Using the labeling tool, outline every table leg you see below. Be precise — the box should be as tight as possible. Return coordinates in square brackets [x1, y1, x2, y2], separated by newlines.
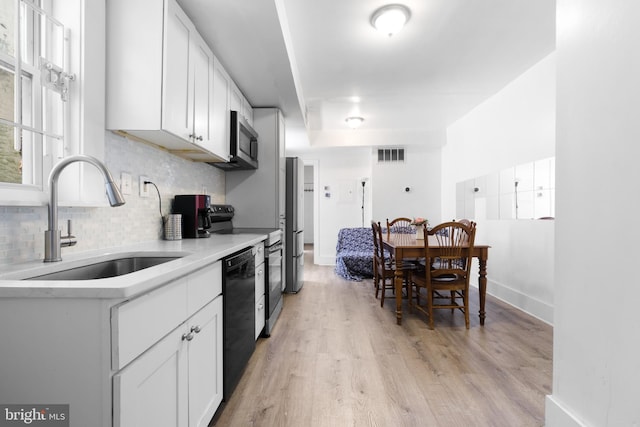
[395, 268, 404, 325]
[478, 258, 487, 325]
[394, 250, 405, 325]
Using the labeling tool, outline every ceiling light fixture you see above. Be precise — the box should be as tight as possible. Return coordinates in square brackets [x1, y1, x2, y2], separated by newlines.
[345, 116, 364, 129]
[370, 4, 411, 37]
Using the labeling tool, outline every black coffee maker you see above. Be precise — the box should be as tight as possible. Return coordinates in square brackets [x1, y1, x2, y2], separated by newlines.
[173, 195, 212, 238]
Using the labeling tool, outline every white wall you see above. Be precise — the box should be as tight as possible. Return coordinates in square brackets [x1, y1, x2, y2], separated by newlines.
[303, 165, 314, 244]
[372, 145, 443, 225]
[287, 147, 370, 265]
[444, 52, 556, 323]
[546, 1, 640, 425]
[289, 145, 444, 266]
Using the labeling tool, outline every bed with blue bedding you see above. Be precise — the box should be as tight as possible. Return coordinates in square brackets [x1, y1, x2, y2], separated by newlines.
[335, 227, 375, 281]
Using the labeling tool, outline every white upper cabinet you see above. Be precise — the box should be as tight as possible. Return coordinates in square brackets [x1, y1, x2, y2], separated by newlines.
[243, 97, 254, 126]
[230, 82, 243, 116]
[230, 81, 254, 126]
[191, 33, 216, 154]
[212, 57, 231, 162]
[106, 0, 223, 162]
[162, 0, 192, 142]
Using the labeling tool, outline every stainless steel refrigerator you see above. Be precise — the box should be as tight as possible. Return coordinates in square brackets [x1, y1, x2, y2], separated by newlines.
[285, 157, 304, 293]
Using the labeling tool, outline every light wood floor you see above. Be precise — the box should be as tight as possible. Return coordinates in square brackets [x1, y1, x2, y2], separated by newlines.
[210, 246, 552, 427]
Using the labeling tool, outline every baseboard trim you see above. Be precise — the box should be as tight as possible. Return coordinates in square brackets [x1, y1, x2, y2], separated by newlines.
[476, 278, 554, 325]
[318, 255, 336, 266]
[545, 395, 585, 427]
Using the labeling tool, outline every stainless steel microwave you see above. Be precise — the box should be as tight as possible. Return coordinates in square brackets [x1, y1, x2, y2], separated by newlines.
[212, 111, 259, 171]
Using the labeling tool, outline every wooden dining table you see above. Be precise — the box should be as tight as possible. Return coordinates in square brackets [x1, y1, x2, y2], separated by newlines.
[382, 232, 490, 325]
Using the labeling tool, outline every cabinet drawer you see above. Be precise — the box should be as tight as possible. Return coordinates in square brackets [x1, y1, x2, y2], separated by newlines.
[254, 242, 265, 266]
[255, 294, 265, 340]
[187, 261, 222, 316]
[255, 262, 265, 301]
[112, 279, 188, 370]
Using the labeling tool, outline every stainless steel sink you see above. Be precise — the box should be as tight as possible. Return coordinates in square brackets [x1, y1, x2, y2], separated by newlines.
[26, 256, 184, 281]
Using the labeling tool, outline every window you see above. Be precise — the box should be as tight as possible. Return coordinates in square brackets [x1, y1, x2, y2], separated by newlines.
[0, 0, 72, 199]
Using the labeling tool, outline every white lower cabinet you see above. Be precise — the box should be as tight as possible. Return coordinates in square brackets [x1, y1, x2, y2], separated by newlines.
[0, 257, 228, 427]
[111, 261, 223, 427]
[113, 323, 189, 427]
[187, 296, 223, 427]
[114, 296, 223, 427]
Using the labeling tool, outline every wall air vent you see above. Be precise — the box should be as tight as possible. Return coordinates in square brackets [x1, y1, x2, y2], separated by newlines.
[377, 147, 405, 163]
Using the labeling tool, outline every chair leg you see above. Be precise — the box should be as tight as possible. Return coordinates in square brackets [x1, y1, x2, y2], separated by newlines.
[451, 290, 455, 314]
[407, 279, 413, 313]
[372, 260, 377, 288]
[380, 277, 386, 307]
[464, 289, 470, 329]
[427, 287, 434, 330]
[374, 274, 380, 299]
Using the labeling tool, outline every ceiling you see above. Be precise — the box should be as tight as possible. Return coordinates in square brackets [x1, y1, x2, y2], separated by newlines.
[178, 0, 556, 151]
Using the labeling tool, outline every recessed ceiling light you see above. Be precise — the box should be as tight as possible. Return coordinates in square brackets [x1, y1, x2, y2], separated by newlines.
[371, 4, 411, 37]
[345, 116, 364, 129]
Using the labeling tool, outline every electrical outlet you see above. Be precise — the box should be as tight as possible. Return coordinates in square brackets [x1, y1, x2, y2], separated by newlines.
[139, 175, 150, 197]
[120, 172, 132, 195]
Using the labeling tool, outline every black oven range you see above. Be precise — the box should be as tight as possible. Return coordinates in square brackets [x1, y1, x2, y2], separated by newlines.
[208, 204, 284, 337]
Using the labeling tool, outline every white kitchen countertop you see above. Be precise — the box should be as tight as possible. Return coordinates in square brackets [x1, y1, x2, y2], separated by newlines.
[0, 233, 267, 299]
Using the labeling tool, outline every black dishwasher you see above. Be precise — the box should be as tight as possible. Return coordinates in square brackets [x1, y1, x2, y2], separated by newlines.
[222, 247, 255, 400]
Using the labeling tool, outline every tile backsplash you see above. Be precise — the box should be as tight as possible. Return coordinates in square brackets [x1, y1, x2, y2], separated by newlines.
[0, 131, 225, 266]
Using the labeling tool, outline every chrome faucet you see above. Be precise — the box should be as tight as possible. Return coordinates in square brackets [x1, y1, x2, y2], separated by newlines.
[44, 155, 126, 262]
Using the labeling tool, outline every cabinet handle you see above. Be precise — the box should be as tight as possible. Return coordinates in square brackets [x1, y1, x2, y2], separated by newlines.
[189, 134, 195, 139]
[196, 136, 203, 141]
[258, 303, 264, 309]
[191, 325, 201, 334]
[182, 332, 195, 341]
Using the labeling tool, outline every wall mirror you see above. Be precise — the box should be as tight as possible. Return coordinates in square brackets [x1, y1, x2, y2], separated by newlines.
[457, 157, 555, 220]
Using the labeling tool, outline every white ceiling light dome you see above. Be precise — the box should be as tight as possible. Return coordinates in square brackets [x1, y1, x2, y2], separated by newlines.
[371, 4, 411, 37]
[345, 116, 365, 129]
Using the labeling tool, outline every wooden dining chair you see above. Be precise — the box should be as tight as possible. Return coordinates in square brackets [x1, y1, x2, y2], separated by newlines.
[388, 217, 424, 267]
[408, 221, 477, 329]
[455, 218, 472, 228]
[386, 217, 413, 234]
[371, 221, 415, 307]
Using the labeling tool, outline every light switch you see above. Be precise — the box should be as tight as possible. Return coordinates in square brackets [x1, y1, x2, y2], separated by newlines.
[120, 172, 132, 195]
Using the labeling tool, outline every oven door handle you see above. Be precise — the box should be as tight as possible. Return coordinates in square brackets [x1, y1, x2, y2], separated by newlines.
[268, 243, 283, 253]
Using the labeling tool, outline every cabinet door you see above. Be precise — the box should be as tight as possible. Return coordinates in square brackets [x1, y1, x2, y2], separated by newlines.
[212, 57, 230, 161]
[114, 325, 188, 427]
[278, 111, 286, 226]
[242, 97, 253, 126]
[255, 295, 266, 340]
[255, 261, 265, 339]
[230, 82, 242, 115]
[162, 0, 193, 141]
[187, 297, 223, 427]
[191, 32, 214, 151]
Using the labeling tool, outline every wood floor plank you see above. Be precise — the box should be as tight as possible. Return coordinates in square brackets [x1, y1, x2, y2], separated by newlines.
[211, 246, 552, 427]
